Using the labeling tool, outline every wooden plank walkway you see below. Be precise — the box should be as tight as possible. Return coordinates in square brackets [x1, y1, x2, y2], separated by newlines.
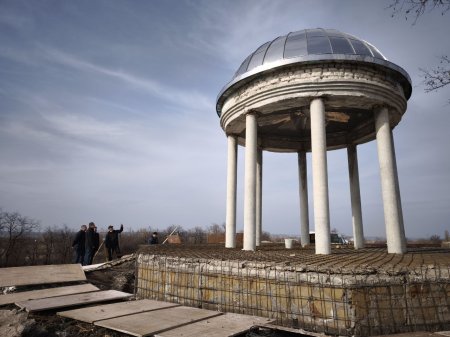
[58, 299, 180, 323]
[0, 264, 86, 287]
[94, 306, 222, 337]
[155, 313, 273, 337]
[0, 263, 276, 337]
[16, 290, 133, 312]
[0, 283, 98, 306]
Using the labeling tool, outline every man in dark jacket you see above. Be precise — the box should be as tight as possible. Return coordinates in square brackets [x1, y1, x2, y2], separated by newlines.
[84, 222, 96, 265]
[149, 232, 159, 244]
[72, 225, 87, 265]
[105, 224, 124, 261]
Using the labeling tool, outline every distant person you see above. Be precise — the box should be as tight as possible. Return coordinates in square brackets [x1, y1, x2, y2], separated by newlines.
[72, 225, 87, 265]
[84, 222, 96, 265]
[105, 224, 124, 261]
[149, 232, 159, 245]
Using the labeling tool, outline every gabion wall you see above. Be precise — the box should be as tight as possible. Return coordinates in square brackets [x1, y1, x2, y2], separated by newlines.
[135, 248, 450, 336]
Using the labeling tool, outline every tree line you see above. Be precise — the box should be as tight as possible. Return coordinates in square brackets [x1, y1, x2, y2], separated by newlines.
[0, 209, 271, 267]
[1, 208, 446, 267]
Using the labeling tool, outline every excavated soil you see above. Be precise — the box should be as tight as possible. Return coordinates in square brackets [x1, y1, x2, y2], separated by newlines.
[85, 260, 136, 292]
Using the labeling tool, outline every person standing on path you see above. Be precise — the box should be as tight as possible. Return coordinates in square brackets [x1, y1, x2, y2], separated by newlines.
[72, 225, 87, 265]
[105, 224, 124, 261]
[84, 222, 96, 265]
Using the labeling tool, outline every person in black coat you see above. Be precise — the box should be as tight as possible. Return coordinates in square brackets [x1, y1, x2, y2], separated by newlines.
[84, 222, 96, 265]
[72, 225, 87, 265]
[105, 224, 124, 261]
[149, 232, 159, 245]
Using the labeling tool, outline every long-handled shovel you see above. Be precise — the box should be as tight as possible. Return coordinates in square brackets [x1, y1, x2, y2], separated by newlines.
[92, 240, 105, 263]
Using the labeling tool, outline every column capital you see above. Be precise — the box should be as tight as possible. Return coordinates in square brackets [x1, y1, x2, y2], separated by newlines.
[243, 107, 258, 116]
[309, 96, 327, 104]
[373, 104, 390, 114]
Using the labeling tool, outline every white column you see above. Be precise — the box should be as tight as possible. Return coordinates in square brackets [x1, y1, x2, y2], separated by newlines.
[256, 148, 263, 246]
[310, 98, 331, 254]
[391, 136, 406, 241]
[347, 145, 365, 249]
[225, 135, 238, 248]
[375, 106, 406, 254]
[298, 151, 310, 247]
[243, 112, 257, 251]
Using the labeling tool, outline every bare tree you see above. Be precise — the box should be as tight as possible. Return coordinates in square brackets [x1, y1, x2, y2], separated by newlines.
[430, 234, 442, 243]
[42, 225, 74, 264]
[208, 223, 225, 234]
[164, 224, 179, 236]
[420, 56, 450, 94]
[389, 0, 450, 98]
[55, 225, 75, 263]
[260, 231, 272, 242]
[42, 226, 56, 264]
[29, 239, 40, 265]
[187, 226, 207, 244]
[0, 210, 40, 267]
[389, 0, 450, 23]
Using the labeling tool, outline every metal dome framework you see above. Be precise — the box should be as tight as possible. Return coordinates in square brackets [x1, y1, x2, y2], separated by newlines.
[217, 28, 411, 116]
[216, 28, 411, 255]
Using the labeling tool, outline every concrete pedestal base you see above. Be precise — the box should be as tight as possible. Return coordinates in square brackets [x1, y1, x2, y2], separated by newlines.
[137, 246, 450, 336]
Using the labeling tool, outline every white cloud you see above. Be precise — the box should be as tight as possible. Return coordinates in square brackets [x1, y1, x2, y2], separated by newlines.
[39, 46, 214, 112]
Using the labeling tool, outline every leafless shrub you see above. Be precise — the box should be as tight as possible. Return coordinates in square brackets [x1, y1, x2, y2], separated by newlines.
[430, 234, 442, 243]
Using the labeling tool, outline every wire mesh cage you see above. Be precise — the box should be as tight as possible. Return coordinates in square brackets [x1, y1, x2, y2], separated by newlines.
[135, 245, 450, 336]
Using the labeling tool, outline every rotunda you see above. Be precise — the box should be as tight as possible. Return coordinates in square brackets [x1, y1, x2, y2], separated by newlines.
[216, 28, 411, 254]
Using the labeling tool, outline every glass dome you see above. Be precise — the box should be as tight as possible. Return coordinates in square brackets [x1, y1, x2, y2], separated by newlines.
[233, 28, 386, 80]
[217, 28, 412, 115]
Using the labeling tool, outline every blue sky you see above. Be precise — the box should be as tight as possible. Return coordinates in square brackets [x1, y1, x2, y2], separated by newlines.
[0, 0, 449, 239]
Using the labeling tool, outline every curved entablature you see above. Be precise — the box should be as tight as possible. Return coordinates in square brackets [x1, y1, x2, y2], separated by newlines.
[218, 61, 408, 152]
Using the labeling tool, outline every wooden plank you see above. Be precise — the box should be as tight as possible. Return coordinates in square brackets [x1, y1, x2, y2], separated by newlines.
[261, 323, 327, 337]
[94, 306, 223, 337]
[156, 313, 274, 337]
[58, 299, 180, 323]
[0, 264, 86, 287]
[16, 290, 133, 312]
[0, 283, 98, 306]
